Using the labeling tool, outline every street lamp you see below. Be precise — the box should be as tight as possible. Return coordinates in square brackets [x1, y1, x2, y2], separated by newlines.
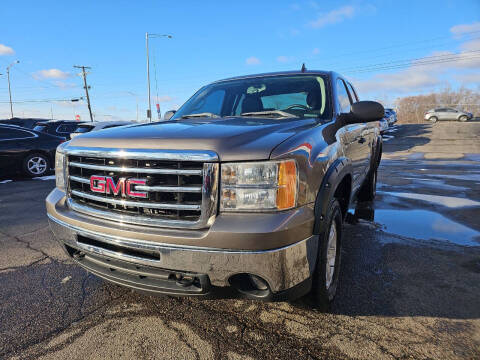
[6, 60, 20, 118]
[146, 33, 172, 122]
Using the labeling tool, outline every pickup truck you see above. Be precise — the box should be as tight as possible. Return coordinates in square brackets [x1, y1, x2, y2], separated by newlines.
[47, 70, 383, 309]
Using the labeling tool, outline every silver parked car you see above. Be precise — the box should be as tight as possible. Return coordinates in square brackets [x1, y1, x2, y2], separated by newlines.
[70, 121, 134, 138]
[424, 108, 473, 123]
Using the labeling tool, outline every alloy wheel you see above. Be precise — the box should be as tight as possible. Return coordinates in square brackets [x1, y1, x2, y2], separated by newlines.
[325, 222, 337, 289]
[27, 156, 47, 175]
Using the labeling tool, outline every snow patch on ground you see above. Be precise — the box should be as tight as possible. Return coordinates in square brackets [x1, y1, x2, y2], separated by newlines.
[33, 175, 56, 181]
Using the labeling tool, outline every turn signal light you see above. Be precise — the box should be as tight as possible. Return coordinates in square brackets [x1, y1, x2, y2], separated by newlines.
[276, 160, 297, 210]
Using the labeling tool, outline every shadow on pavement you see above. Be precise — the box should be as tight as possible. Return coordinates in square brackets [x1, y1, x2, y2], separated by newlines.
[382, 124, 431, 154]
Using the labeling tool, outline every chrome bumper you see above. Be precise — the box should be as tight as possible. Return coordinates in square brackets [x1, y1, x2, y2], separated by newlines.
[48, 214, 318, 293]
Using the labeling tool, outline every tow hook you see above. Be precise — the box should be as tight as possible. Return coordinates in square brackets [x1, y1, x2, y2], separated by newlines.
[73, 251, 85, 260]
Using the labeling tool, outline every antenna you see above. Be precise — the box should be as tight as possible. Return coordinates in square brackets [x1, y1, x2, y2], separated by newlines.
[301, 63, 307, 73]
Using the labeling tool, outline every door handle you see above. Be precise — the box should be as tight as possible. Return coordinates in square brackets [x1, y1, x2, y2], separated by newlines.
[358, 137, 366, 144]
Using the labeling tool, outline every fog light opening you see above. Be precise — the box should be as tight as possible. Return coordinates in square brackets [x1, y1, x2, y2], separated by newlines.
[228, 273, 271, 298]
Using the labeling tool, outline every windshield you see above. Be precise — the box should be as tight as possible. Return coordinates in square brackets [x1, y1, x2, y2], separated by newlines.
[171, 75, 331, 121]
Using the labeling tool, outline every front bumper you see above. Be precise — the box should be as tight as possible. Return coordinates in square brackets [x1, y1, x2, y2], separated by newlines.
[47, 189, 318, 299]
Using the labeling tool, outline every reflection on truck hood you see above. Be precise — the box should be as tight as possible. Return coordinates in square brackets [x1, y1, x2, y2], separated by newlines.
[67, 117, 318, 161]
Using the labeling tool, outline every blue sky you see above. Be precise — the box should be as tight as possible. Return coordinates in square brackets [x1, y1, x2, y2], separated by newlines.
[0, 0, 479, 121]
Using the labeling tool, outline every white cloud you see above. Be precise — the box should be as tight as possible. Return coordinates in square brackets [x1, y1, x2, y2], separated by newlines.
[0, 44, 14, 55]
[277, 55, 295, 63]
[455, 72, 480, 84]
[246, 56, 261, 65]
[460, 37, 480, 52]
[34, 69, 71, 80]
[354, 35, 480, 96]
[450, 21, 480, 36]
[356, 67, 442, 94]
[309, 6, 355, 28]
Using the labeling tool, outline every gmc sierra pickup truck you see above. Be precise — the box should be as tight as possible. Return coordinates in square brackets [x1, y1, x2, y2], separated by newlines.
[47, 70, 383, 309]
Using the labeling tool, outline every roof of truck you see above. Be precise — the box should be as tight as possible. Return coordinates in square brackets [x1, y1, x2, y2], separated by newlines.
[214, 70, 334, 83]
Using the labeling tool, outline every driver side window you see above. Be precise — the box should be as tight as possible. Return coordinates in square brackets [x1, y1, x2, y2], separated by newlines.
[336, 79, 352, 114]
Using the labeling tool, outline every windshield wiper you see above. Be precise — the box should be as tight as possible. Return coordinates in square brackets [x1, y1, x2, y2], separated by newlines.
[240, 110, 297, 118]
[180, 112, 220, 119]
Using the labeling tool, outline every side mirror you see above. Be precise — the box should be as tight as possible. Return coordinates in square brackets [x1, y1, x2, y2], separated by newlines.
[164, 110, 176, 121]
[350, 101, 384, 123]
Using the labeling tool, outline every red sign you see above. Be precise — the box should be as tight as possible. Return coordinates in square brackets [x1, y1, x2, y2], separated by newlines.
[75, 115, 81, 121]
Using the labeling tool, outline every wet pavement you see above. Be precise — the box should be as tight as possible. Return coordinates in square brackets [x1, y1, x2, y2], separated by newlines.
[1, 123, 480, 359]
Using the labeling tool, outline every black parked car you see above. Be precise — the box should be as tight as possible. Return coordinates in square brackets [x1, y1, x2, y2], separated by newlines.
[33, 120, 84, 139]
[0, 118, 48, 129]
[0, 124, 65, 177]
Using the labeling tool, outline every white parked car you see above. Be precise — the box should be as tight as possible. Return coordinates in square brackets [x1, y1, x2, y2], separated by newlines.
[70, 121, 134, 138]
[424, 108, 473, 123]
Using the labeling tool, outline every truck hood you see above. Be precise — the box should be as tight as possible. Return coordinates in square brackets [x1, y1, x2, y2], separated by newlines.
[67, 117, 318, 161]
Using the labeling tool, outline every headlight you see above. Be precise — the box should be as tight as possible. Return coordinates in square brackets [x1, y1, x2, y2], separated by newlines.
[55, 149, 66, 191]
[220, 160, 297, 211]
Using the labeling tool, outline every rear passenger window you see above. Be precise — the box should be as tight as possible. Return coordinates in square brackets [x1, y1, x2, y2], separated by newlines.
[0, 127, 36, 140]
[336, 79, 352, 114]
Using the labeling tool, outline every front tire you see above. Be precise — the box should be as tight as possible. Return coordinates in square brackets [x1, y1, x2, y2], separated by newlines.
[23, 153, 50, 177]
[459, 115, 468, 122]
[311, 199, 343, 311]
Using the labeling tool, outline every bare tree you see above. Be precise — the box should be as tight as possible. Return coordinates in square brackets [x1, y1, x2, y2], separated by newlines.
[395, 88, 480, 123]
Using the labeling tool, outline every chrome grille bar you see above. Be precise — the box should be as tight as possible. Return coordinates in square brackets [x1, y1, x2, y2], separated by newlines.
[65, 147, 218, 162]
[135, 185, 202, 193]
[69, 161, 202, 175]
[69, 175, 90, 184]
[69, 175, 202, 193]
[71, 190, 201, 210]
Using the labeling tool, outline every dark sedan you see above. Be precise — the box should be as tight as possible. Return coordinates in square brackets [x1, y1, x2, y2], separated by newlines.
[0, 118, 47, 129]
[0, 124, 65, 177]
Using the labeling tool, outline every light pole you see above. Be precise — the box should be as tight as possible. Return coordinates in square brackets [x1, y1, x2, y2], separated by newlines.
[146, 33, 172, 122]
[6, 60, 19, 119]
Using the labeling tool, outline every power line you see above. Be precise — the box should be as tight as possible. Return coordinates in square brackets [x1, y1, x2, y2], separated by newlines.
[0, 97, 84, 104]
[340, 49, 480, 72]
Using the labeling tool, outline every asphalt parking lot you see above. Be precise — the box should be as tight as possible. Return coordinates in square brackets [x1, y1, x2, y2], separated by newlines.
[1, 122, 479, 360]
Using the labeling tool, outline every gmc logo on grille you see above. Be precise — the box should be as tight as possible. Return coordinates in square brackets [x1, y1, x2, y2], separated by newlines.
[89, 176, 147, 199]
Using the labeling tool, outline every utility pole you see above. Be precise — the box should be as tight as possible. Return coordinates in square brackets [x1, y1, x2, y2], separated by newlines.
[6, 60, 19, 119]
[145, 33, 172, 122]
[74, 65, 94, 122]
[146, 33, 151, 122]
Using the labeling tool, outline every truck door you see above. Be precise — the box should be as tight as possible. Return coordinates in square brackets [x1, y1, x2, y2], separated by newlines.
[336, 79, 370, 191]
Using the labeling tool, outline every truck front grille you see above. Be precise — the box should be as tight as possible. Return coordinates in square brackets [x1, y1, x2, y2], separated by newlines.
[64, 149, 219, 229]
